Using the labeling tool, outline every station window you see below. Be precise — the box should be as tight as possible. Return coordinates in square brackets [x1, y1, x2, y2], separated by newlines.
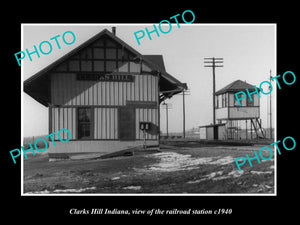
[77, 108, 93, 139]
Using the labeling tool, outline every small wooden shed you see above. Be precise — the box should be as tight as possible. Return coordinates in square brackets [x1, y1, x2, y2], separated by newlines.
[24, 28, 186, 159]
[199, 123, 226, 140]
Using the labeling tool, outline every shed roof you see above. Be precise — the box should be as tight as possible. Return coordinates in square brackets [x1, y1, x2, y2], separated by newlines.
[215, 79, 256, 95]
[24, 28, 187, 106]
[199, 123, 226, 128]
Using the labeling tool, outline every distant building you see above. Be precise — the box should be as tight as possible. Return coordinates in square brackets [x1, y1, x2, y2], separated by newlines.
[24, 28, 186, 159]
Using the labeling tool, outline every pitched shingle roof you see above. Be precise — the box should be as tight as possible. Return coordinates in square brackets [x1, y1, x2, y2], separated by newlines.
[215, 79, 256, 95]
[24, 28, 186, 106]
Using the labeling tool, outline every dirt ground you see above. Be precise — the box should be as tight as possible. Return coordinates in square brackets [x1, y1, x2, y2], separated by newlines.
[23, 143, 275, 194]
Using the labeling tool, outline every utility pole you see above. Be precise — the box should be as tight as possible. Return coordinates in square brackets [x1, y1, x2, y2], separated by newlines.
[269, 69, 273, 140]
[182, 90, 185, 138]
[165, 103, 168, 137]
[204, 57, 223, 125]
[161, 102, 172, 137]
[178, 86, 190, 139]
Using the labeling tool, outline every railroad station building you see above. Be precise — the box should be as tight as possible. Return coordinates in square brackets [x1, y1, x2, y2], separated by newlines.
[24, 28, 186, 159]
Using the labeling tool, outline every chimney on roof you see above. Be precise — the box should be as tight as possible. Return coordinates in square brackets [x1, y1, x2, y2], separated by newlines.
[112, 27, 116, 36]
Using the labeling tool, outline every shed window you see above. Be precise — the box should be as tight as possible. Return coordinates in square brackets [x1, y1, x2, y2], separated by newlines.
[247, 96, 254, 106]
[222, 94, 225, 107]
[218, 95, 222, 108]
[234, 93, 244, 106]
[77, 108, 93, 139]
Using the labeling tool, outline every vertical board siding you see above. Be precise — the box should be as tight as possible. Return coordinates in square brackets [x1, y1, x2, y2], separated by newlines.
[52, 107, 76, 141]
[94, 108, 118, 139]
[52, 73, 158, 106]
[139, 76, 143, 101]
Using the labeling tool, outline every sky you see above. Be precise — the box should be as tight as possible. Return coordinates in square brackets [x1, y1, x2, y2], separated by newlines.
[22, 24, 276, 137]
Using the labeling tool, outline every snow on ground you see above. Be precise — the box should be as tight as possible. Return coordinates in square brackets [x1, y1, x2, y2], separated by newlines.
[25, 186, 96, 194]
[250, 171, 273, 175]
[123, 186, 142, 190]
[187, 170, 245, 184]
[136, 152, 235, 173]
[135, 151, 273, 185]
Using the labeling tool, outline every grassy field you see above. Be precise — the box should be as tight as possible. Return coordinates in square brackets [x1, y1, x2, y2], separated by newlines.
[23, 142, 275, 194]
